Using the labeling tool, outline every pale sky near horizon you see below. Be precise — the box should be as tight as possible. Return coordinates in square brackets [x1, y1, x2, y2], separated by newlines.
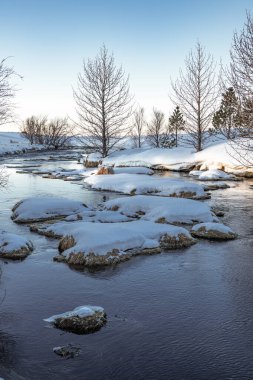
[1, 0, 253, 131]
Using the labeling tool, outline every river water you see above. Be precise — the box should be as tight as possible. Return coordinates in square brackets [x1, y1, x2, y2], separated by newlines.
[0, 152, 253, 380]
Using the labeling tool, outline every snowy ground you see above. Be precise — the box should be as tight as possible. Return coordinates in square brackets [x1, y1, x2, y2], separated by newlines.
[0, 132, 43, 155]
[101, 139, 253, 176]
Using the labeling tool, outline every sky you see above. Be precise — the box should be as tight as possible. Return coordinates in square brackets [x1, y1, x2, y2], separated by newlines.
[0, 0, 253, 130]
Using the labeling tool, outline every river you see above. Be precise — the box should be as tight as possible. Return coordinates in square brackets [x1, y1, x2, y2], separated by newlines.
[0, 151, 252, 380]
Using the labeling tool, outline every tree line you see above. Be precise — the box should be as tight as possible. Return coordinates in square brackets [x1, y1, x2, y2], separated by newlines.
[0, 11, 253, 163]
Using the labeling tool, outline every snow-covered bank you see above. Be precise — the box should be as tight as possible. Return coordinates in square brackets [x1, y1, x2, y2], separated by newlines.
[0, 132, 83, 157]
[101, 140, 253, 177]
[0, 132, 44, 156]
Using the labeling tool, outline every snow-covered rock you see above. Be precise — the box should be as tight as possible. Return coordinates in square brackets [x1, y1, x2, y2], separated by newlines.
[190, 169, 238, 181]
[113, 166, 154, 175]
[44, 305, 106, 334]
[50, 220, 195, 267]
[0, 231, 33, 259]
[191, 222, 237, 240]
[104, 195, 217, 224]
[30, 210, 132, 236]
[203, 182, 231, 191]
[12, 197, 88, 223]
[84, 173, 207, 199]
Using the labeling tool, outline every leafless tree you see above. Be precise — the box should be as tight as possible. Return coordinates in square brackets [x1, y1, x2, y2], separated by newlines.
[43, 118, 72, 149]
[131, 107, 145, 148]
[0, 58, 19, 189]
[146, 108, 165, 148]
[73, 45, 133, 157]
[230, 12, 253, 101]
[21, 116, 72, 149]
[228, 12, 253, 166]
[20, 116, 47, 144]
[0, 58, 19, 126]
[171, 42, 219, 151]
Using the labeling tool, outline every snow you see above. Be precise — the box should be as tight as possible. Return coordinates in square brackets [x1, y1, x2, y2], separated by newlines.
[0, 132, 43, 155]
[190, 169, 236, 181]
[43, 220, 193, 256]
[12, 197, 88, 223]
[112, 166, 154, 175]
[103, 147, 194, 169]
[191, 222, 234, 234]
[83, 173, 206, 199]
[65, 209, 131, 223]
[101, 139, 253, 174]
[104, 195, 217, 224]
[44, 305, 104, 323]
[0, 230, 33, 255]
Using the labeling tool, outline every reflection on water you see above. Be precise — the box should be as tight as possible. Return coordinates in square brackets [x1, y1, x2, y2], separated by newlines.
[0, 152, 253, 379]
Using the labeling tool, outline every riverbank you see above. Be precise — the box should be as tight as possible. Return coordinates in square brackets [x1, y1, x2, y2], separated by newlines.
[100, 139, 253, 178]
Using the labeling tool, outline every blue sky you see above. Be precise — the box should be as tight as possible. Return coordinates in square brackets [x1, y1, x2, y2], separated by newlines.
[0, 0, 252, 129]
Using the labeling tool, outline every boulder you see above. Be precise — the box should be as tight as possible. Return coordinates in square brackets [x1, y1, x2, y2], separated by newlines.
[44, 306, 106, 334]
[191, 222, 237, 240]
[96, 166, 114, 175]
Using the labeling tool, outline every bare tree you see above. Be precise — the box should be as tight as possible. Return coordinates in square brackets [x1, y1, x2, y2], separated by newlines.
[131, 107, 145, 148]
[21, 116, 72, 149]
[43, 118, 72, 149]
[20, 116, 47, 144]
[171, 42, 219, 151]
[228, 12, 253, 166]
[0, 58, 19, 126]
[0, 58, 19, 189]
[146, 108, 165, 148]
[230, 12, 253, 101]
[73, 45, 133, 157]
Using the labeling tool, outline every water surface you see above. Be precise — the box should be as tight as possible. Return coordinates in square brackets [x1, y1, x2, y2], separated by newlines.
[0, 153, 252, 380]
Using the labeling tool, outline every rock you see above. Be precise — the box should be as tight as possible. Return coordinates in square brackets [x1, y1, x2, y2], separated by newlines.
[84, 153, 102, 168]
[44, 306, 106, 334]
[203, 182, 230, 191]
[59, 236, 75, 253]
[160, 233, 196, 249]
[53, 344, 81, 358]
[96, 166, 114, 175]
[0, 231, 33, 260]
[11, 197, 87, 224]
[191, 222, 237, 240]
[53, 254, 67, 263]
